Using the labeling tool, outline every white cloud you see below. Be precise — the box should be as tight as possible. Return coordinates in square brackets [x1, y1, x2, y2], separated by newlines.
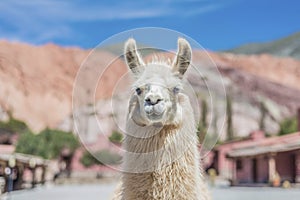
[0, 0, 223, 22]
[0, 0, 226, 44]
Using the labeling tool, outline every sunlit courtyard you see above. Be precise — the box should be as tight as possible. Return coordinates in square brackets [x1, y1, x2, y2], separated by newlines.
[2, 183, 300, 200]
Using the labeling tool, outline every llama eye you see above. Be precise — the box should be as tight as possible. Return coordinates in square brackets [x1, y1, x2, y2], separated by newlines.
[135, 87, 142, 95]
[173, 86, 180, 94]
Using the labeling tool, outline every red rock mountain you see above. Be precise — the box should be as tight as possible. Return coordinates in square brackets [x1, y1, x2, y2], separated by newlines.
[0, 41, 127, 132]
[0, 40, 300, 133]
[203, 51, 300, 91]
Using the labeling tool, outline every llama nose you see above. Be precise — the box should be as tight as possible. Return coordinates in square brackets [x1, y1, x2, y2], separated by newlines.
[145, 96, 163, 105]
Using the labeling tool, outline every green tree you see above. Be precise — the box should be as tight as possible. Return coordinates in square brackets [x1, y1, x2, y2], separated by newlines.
[278, 117, 297, 136]
[15, 128, 79, 159]
[197, 98, 208, 143]
[226, 95, 234, 141]
[14, 131, 38, 154]
[259, 101, 267, 131]
[0, 116, 30, 133]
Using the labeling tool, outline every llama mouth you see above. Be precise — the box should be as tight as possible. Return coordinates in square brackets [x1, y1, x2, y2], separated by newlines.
[144, 103, 165, 115]
[145, 105, 162, 115]
[146, 111, 165, 122]
[145, 106, 165, 121]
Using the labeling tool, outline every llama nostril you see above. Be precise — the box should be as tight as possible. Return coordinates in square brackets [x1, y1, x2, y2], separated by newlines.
[145, 98, 163, 105]
[156, 99, 163, 104]
[145, 98, 152, 104]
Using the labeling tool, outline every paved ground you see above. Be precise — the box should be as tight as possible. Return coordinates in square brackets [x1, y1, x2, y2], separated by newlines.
[1, 184, 116, 200]
[2, 183, 300, 200]
[212, 186, 300, 200]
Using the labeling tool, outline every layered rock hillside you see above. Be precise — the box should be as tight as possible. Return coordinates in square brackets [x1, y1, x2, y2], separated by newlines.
[0, 33, 300, 138]
[0, 40, 127, 132]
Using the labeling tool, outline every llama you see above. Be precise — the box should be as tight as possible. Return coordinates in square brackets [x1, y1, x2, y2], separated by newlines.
[113, 38, 210, 200]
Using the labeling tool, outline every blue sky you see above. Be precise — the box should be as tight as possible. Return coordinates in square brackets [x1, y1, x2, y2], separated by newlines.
[0, 0, 299, 51]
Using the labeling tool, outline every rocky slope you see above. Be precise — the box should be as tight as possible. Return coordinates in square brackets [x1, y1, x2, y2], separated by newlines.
[0, 40, 127, 132]
[0, 35, 300, 138]
[192, 50, 300, 137]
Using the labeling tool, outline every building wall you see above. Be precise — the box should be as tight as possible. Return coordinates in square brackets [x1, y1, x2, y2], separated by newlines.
[256, 156, 269, 183]
[216, 131, 266, 179]
[215, 131, 300, 183]
[234, 151, 300, 184]
[296, 153, 300, 182]
[236, 158, 253, 183]
[217, 148, 233, 178]
[276, 151, 296, 182]
[236, 156, 268, 184]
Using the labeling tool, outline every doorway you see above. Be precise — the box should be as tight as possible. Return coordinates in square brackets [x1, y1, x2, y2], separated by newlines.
[252, 158, 257, 183]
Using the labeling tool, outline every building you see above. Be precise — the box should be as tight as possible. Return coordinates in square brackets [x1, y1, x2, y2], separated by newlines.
[0, 145, 48, 193]
[212, 131, 300, 186]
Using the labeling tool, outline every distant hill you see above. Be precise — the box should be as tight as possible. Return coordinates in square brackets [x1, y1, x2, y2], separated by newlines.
[226, 32, 300, 59]
[0, 40, 127, 132]
[101, 42, 164, 57]
[1, 40, 300, 137]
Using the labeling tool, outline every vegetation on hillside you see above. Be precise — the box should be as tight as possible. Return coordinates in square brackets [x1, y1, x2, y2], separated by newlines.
[226, 95, 234, 141]
[0, 116, 30, 134]
[278, 117, 298, 136]
[259, 101, 267, 131]
[197, 98, 208, 143]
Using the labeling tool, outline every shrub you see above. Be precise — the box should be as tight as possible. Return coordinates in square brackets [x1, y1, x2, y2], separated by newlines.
[80, 149, 121, 167]
[109, 130, 123, 144]
[80, 151, 98, 167]
[0, 117, 30, 134]
[14, 131, 38, 155]
[15, 128, 80, 159]
[278, 117, 297, 136]
[94, 149, 121, 165]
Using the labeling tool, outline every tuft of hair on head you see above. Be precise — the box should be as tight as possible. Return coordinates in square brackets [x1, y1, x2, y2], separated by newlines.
[172, 38, 192, 79]
[150, 54, 173, 66]
[124, 38, 145, 76]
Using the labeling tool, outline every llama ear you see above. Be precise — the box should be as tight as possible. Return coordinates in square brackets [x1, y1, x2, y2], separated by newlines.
[172, 38, 192, 78]
[124, 38, 145, 76]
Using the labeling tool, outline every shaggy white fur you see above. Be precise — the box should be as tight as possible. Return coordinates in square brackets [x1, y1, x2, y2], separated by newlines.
[112, 38, 210, 200]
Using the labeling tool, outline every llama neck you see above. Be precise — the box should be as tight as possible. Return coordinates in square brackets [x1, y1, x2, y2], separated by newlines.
[121, 94, 204, 199]
[122, 103, 198, 173]
[122, 118, 202, 199]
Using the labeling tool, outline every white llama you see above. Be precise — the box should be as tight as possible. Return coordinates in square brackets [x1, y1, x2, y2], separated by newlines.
[113, 38, 210, 200]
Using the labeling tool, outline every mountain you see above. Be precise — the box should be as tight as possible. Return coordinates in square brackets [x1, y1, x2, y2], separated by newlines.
[192, 51, 300, 136]
[0, 40, 127, 132]
[226, 32, 300, 60]
[0, 35, 300, 138]
[102, 42, 164, 56]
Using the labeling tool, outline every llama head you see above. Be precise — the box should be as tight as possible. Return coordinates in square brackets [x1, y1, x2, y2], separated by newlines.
[124, 38, 192, 127]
